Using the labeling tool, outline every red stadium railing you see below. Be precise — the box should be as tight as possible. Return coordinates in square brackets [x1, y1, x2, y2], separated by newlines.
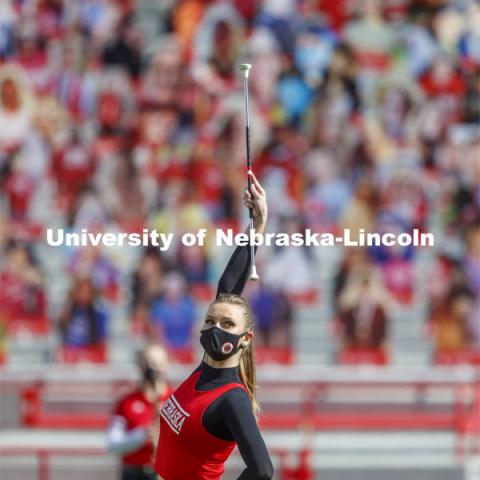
[17, 378, 479, 457]
[20, 380, 131, 429]
[0, 448, 104, 480]
[260, 380, 479, 457]
[0, 447, 313, 480]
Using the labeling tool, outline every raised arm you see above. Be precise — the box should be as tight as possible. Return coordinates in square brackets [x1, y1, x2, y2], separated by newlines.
[216, 173, 267, 298]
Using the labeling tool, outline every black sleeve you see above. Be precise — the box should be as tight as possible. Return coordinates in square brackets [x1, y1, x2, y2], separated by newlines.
[216, 245, 256, 298]
[203, 388, 273, 479]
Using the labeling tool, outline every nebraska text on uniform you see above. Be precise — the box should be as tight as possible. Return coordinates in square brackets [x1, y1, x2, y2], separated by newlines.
[160, 395, 190, 435]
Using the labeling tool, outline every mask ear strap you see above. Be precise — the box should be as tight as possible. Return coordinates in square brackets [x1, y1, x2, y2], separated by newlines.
[240, 330, 252, 349]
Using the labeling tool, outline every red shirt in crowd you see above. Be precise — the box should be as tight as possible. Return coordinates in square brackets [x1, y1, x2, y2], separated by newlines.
[5, 172, 35, 219]
[52, 144, 94, 191]
[0, 271, 45, 320]
[113, 386, 172, 467]
[420, 71, 466, 98]
[190, 157, 224, 204]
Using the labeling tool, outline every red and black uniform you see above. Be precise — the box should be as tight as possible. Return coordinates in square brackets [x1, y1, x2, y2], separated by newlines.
[155, 367, 244, 479]
[154, 243, 273, 479]
[155, 362, 272, 480]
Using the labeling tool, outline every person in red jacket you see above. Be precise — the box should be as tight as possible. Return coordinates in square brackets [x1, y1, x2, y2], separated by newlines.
[107, 344, 172, 480]
[154, 173, 273, 480]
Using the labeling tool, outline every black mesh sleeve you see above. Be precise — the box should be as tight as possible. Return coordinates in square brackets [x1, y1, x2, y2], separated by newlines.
[216, 245, 257, 298]
[203, 388, 274, 480]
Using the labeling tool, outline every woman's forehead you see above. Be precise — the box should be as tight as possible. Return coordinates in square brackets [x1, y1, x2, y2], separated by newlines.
[207, 302, 244, 319]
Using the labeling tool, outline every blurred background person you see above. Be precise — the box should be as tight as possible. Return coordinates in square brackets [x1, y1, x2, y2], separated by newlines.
[249, 283, 293, 348]
[0, 66, 33, 151]
[107, 344, 172, 480]
[0, 242, 45, 325]
[429, 285, 476, 357]
[58, 277, 108, 350]
[130, 247, 166, 334]
[148, 271, 196, 359]
[336, 262, 390, 354]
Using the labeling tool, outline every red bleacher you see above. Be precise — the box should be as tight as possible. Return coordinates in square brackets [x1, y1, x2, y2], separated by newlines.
[7, 220, 44, 240]
[434, 349, 480, 365]
[338, 348, 388, 365]
[55, 344, 107, 364]
[6, 315, 50, 337]
[191, 283, 215, 302]
[255, 346, 294, 364]
[287, 289, 319, 305]
[166, 346, 195, 364]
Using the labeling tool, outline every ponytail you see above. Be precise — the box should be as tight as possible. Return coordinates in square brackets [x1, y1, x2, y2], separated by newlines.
[239, 338, 260, 419]
[211, 293, 260, 419]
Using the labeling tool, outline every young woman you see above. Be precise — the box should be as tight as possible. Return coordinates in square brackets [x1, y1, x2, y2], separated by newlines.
[154, 173, 273, 479]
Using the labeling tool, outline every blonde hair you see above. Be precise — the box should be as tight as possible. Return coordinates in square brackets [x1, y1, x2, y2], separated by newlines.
[209, 293, 260, 419]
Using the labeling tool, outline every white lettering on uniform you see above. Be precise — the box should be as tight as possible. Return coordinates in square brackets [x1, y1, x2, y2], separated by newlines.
[160, 395, 190, 435]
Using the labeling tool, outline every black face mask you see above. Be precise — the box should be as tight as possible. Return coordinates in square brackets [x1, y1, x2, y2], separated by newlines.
[200, 326, 248, 361]
[143, 365, 163, 384]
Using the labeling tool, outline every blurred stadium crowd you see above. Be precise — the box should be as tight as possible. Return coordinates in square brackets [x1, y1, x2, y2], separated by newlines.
[0, 0, 479, 365]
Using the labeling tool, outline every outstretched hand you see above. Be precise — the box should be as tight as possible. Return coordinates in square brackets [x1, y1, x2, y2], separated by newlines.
[243, 172, 267, 234]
